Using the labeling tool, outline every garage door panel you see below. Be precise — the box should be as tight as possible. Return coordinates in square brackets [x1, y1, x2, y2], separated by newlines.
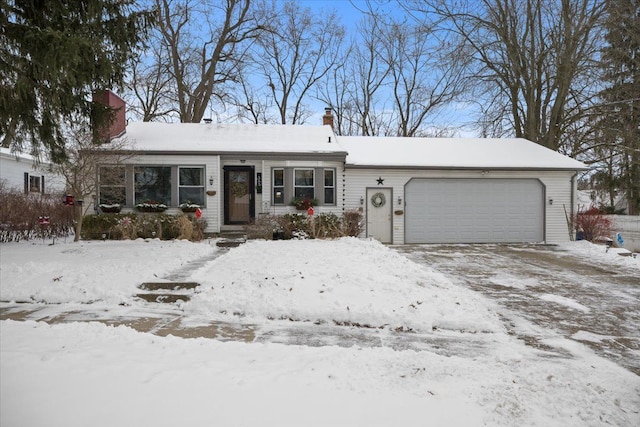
[405, 178, 544, 244]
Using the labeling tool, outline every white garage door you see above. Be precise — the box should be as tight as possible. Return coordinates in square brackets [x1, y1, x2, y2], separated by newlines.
[405, 178, 544, 244]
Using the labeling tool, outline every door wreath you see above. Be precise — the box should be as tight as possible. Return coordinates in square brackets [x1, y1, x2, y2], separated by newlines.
[370, 192, 386, 208]
[231, 182, 247, 197]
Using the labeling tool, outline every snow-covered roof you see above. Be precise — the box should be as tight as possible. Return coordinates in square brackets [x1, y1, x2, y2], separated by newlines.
[114, 123, 586, 170]
[339, 136, 587, 170]
[114, 122, 344, 155]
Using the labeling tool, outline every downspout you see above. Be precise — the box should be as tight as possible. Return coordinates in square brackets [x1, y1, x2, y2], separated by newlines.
[216, 155, 221, 233]
[570, 171, 579, 240]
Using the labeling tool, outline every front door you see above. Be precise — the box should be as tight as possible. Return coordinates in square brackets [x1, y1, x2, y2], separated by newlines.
[224, 166, 255, 224]
[366, 188, 392, 243]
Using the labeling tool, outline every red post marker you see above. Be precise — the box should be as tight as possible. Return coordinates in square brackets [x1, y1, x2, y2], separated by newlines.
[307, 206, 314, 216]
[195, 207, 202, 219]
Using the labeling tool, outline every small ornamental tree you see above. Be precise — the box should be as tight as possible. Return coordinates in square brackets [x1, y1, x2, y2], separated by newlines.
[50, 125, 134, 241]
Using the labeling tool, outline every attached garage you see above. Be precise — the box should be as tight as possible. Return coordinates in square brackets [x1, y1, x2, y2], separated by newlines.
[341, 136, 588, 245]
[405, 178, 544, 243]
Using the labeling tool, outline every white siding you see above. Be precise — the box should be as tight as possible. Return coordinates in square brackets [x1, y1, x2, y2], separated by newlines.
[259, 160, 345, 217]
[345, 168, 578, 244]
[116, 154, 221, 234]
[0, 151, 65, 194]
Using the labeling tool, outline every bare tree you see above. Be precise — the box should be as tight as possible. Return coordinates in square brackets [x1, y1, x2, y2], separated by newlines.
[154, 0, 266, 123]
[232, 66, 276, 124]
[251, 0, 345, 124]
[125, 44, 177, 122]
[51, 126, 133, 241]
[381, 17, 465, 136]
[407, 0, 605, 150]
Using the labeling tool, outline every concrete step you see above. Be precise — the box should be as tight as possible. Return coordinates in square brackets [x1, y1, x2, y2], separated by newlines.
[139, 282, 200, 291]
[135, 282, 200, 304]
[216, 237, 247, 248]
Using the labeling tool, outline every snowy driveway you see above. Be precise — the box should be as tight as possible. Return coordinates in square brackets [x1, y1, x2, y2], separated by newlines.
[394, 244, 640, 375]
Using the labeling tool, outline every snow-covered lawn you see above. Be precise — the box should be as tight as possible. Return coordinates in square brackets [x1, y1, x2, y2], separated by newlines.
[1, 238, 639, 426]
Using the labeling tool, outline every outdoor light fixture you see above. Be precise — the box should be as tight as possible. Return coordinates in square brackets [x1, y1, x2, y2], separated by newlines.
[549, 198, 554, 205]
[360, 196, 364, 205]
[398, 196, 402, 205]
[209, 176, 214, 185]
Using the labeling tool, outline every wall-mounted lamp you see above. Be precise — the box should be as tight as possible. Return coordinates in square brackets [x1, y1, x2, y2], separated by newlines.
[240, 159, 246, 164]
[209, 176, 214, 185]
[548, 198, 554, 205]
[360, 196, 364, 205]
[397, 196, 402, 205]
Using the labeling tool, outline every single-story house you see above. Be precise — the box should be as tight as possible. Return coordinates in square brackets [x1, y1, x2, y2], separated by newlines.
[96, 93, 587, 244]
[0, 147, 66, 195]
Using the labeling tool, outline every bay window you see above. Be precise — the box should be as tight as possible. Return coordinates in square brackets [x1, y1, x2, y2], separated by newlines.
[294, 168, 315, 199]
[134, 166, 171, 205]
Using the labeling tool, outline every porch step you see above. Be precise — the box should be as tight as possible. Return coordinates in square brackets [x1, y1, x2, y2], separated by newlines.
[216, 237, 247, 248]
[135, 281, 200, 304]
[216, 231, 248, 247]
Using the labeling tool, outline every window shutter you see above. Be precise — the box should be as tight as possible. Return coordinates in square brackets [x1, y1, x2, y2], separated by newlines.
[24, 173, 28, 194]
[41, 175, 45, 193]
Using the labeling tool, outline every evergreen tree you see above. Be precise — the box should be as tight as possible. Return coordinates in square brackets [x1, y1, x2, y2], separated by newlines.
[598, 0, 640, 214]
[0, 0, 154, 162]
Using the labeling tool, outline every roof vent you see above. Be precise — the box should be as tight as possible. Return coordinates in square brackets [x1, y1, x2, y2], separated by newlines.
[203, 118, 212, 124]
[328, 136, 332, 143]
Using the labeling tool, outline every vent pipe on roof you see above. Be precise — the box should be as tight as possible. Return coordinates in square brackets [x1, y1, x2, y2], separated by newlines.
[328, 136, 331, 143]
[203, 118, 212, 124]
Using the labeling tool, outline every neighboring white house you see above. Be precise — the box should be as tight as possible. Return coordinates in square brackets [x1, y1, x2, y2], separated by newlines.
[0, 147, 66, 195]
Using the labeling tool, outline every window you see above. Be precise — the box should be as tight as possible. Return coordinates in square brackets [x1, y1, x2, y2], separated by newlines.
[324, 169, 335, 204]
[294, 169, 314, 199]
[134, 166, 171, 204]
[179, 167, 204, 205]
[273, 168, 284, 204]
[99, 166, 126, 205]
[29, 175, 41, 193]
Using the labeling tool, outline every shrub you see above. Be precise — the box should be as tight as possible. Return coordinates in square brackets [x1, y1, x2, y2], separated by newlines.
[245, 214, 281, 239]
[574, 208, 615, 242]
[279, 212, 311, 239]
[0, 182, 74, 242]
[311, 213, 343, 238]
[82, 213, 134, 240]
[244, 210, 364, 241]
[81, 212, 206, 241]
[341, 209, 365, 237]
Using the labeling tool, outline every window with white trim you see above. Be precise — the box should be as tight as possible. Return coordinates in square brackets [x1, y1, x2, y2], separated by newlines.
[294, 168, 314, 199]
[98, 166, 126, 205]
[273, 168, 285, 204]
[178, 167, 204, 205]
[324, 169, 335, 204]
[134, 166, 171, 204]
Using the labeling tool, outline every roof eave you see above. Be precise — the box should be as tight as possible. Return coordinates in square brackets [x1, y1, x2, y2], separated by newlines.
[345, 164, 589, 172]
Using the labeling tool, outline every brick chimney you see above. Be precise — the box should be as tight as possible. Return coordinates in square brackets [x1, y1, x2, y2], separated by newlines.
[322, 107, 334, 128]
[92, 90, 126, 142]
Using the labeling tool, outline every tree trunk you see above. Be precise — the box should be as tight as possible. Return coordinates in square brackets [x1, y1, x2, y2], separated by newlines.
[73, 204, 83, 242]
